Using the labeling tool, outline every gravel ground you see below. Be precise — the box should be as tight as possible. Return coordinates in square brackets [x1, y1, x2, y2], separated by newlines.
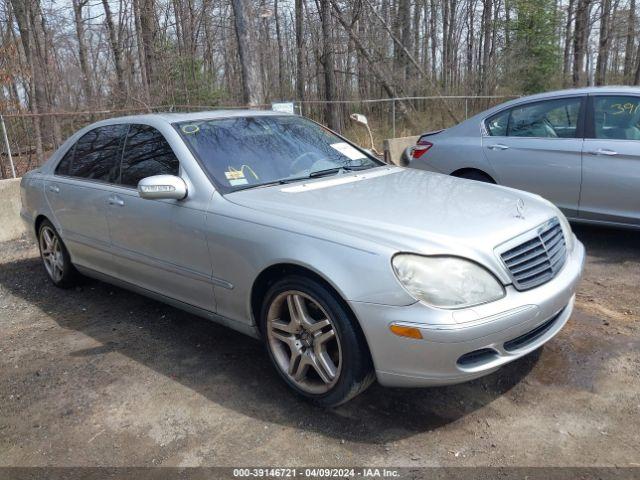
[0, 225, 638, 467]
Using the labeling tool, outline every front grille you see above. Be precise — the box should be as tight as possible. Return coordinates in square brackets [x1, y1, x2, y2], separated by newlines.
[499, 218, 567, 291]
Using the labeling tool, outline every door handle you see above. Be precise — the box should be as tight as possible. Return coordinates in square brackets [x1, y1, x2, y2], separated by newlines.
[108, 196, 125, 207]
[48, 185, 60, 193]
[588, 148, 618, 156]
[487, 144, 509, 151]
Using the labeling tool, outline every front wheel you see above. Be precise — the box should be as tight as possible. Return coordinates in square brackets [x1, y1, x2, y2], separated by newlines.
[260, 275, 374, 407]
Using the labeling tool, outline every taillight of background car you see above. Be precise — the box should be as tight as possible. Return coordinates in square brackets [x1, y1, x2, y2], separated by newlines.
[412, 140, 433, 159]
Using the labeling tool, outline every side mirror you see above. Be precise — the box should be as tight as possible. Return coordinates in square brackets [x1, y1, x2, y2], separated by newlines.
[349, 113, 368, 126]
[138, 174, 187, 200]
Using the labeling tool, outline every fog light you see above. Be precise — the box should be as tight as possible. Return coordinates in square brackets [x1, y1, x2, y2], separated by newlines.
[390, 324, 423, 339]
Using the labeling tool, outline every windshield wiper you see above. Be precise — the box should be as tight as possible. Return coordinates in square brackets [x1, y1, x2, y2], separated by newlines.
[241, 164, 375, 190]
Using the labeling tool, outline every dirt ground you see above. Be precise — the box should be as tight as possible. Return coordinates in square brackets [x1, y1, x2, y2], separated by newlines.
[0, 224, 638, 468]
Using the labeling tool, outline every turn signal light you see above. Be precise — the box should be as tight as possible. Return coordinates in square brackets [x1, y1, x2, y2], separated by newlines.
[390, 324, 423, 339]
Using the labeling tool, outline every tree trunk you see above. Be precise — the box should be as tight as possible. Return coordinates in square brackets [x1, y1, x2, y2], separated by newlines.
[572, 0, 591, 86]
[563, 0, 575, 86]
[295, 0, 305, 113]
[71, 0, 93, 104]
[595, 0, 611, 85]
[274, 0, 285, 99]
[481, 0, 492, 93]
[102, 0, 126, 103]
[624, 0, 636, 82]
[231, 0, 264, 106]
[319, 0, 340, 131]
[139, 0, 157, 95]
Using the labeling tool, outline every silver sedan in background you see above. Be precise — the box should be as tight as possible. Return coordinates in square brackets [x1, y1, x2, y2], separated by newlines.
[406, 86, 640, 229]
[21, 111, 584, 406]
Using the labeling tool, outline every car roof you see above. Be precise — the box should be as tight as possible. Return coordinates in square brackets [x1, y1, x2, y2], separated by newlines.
[90, 109, 289, 127]
[489, 86, 640, 112]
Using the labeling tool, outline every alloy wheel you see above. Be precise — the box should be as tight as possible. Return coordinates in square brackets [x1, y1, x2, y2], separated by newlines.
[39, 226, 64, 283]
[266, 291, 342, 394]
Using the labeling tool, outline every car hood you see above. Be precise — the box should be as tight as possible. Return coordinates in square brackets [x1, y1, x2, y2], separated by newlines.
[225, 166, 558, 258]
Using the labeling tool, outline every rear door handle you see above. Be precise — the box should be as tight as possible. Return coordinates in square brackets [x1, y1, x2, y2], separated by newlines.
[48, 185, 60, 193]
[487, 144, 509, 151]
[108, 195, 125, 207]
[588, 148, 618, 156]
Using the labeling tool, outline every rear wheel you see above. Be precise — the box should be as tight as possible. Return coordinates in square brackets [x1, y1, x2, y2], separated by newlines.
[455, 170, 495, 183]
[38, 220, 79, 288]
[260, 275, 374, 407]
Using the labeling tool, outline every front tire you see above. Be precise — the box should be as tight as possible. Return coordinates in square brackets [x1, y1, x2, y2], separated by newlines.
[38, 220, 79, 288]
[260, 275, 374, 407]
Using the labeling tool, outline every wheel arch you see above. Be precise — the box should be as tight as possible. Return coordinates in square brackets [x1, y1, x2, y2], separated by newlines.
[34, 214, 49, 237]
[250, 263, 371, 355]
[451, 167, 496, 183]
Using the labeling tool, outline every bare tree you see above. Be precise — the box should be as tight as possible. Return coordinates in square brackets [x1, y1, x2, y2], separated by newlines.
[231, 0, 264, 106]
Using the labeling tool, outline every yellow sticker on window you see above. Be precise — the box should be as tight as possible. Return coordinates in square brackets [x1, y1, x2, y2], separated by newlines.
[225, 170, 245, 180]
[181, 124, 200, 134]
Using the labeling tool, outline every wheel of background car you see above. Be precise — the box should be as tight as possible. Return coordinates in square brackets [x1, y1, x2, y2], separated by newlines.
[38, 220, 80, 288]
[260, 275, 374, 407]
[456, 170, 495, 183]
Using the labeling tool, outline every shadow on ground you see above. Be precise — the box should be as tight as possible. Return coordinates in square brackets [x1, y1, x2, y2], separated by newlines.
[572, 224, 640, 264]
[0, 254, 547, 444]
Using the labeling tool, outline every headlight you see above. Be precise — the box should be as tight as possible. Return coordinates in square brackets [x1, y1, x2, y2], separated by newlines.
[392, 254, 505, 309]
[556, 210, 574, 251]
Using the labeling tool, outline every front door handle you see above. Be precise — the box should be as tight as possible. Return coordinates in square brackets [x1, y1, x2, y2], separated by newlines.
[487, 144, 509, 151]
[588, 148, 618, 156]
[48, 185, 60, 193]
[108, 196, 125, 207]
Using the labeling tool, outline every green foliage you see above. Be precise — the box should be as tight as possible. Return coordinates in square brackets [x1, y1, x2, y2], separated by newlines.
[507, 0, 562, 94]
[165, 55, 223, 106]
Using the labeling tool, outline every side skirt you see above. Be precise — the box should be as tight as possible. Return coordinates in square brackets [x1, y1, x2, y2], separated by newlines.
[75, 265, 260, 340]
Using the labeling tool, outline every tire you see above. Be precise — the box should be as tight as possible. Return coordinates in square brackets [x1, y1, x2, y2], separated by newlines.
[37, 219, 80, 288]
[260, 275, 374, 407]
[455, 170, 495, 183]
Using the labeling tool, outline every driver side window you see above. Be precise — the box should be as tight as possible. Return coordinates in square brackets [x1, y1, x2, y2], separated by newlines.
[486, 97, 582, 138]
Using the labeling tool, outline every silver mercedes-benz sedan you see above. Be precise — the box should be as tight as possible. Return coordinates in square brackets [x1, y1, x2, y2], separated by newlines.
[20, 111, 585, 406]
[406, 86, 640, 229]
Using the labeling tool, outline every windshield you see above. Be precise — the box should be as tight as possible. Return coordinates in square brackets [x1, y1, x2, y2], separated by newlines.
[175, 115, 380, 191]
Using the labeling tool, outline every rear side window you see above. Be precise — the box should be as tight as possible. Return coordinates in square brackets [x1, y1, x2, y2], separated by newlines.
[54, 145, 74, 176]
[486, 110, 509, 136]
[593, 96, 640, 140]
[120, 124, 180, 187]
[485, 97, 582, 138]
[59, 125, 127, 182]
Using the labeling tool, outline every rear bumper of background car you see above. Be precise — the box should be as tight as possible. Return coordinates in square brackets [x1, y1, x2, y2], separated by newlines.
[349, 239, 585, 388]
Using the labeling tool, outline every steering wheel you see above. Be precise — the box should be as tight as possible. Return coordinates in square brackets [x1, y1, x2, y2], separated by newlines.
[290, 151, 328, 175]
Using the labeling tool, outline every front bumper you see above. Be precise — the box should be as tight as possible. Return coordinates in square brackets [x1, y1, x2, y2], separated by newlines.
[350, 238, 585, 388]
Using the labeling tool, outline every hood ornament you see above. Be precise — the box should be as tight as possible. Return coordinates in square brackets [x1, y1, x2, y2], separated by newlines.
[515, 198, 525, 219]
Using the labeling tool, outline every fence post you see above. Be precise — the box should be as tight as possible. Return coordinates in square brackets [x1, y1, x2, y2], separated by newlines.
[0, 115, 16, 179]
[465, 98, 469, 119]
[391, 99, 396, 138]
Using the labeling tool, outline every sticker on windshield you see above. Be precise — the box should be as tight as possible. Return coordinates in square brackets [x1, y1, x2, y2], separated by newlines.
[225, 168, 251, 186]
[330, 142, 366, 160]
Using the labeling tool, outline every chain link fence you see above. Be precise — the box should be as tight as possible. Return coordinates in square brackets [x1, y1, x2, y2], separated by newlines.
[0, 96, 518, 179]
